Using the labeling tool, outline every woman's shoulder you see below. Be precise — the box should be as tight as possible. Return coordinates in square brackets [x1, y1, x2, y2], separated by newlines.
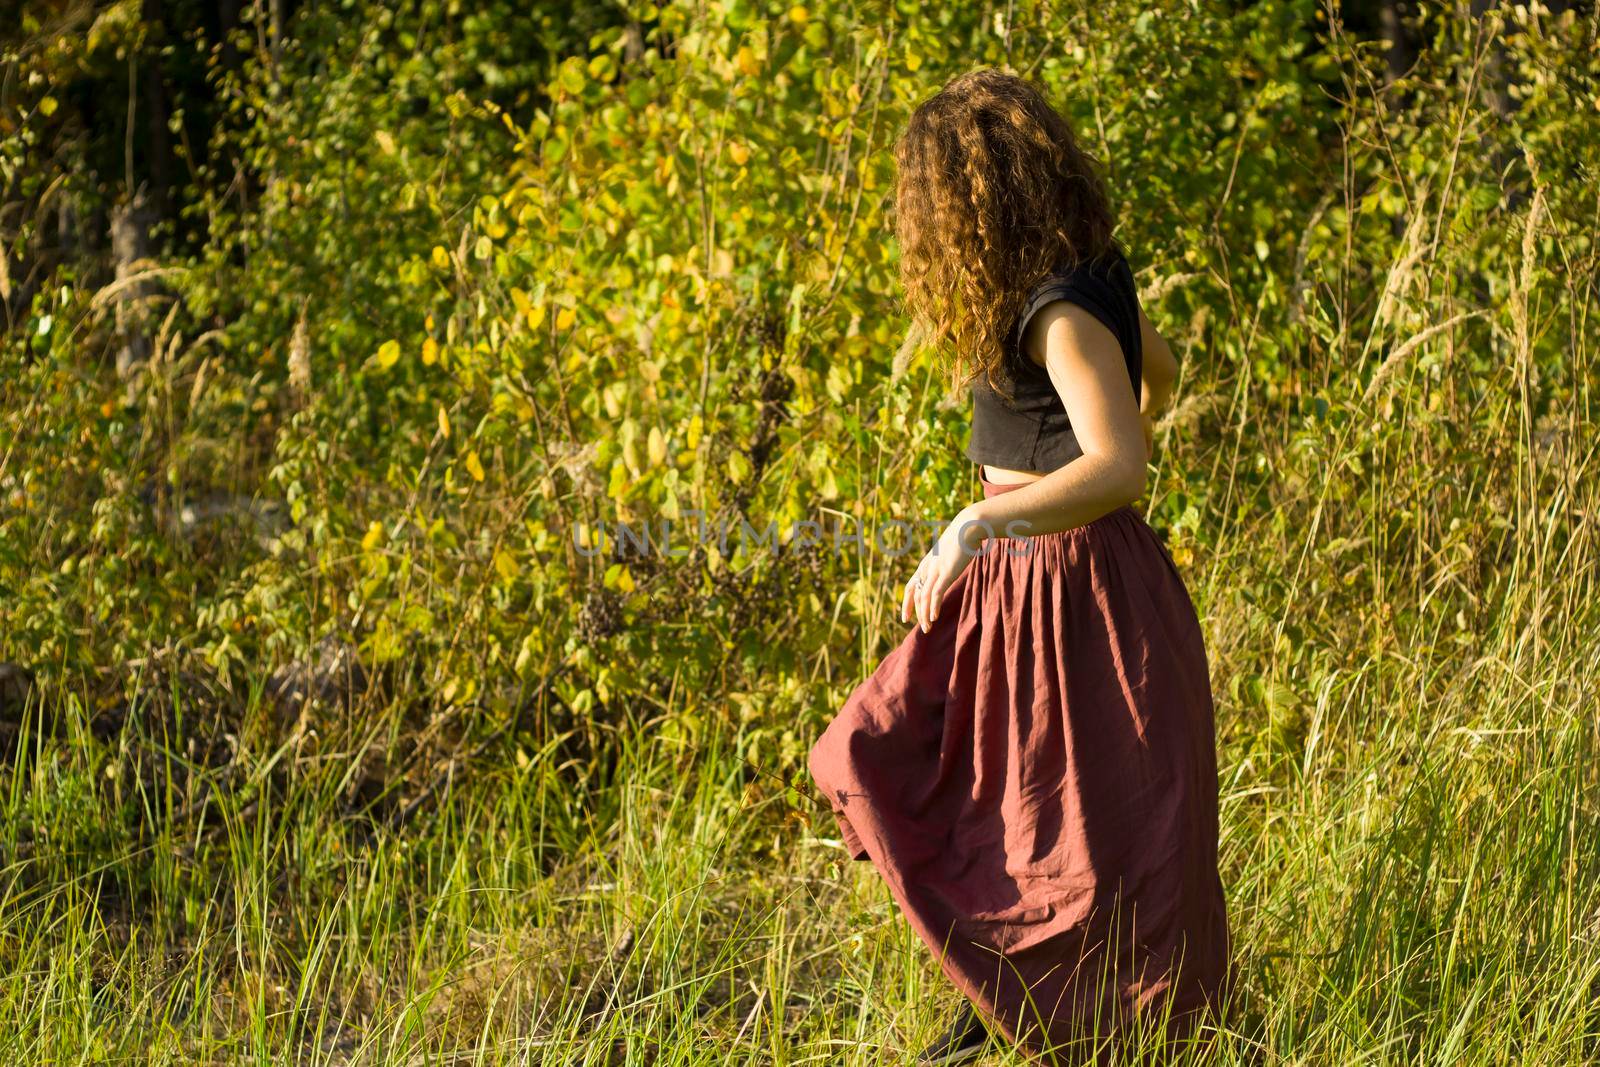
[1007, 241, 1139, 366]
[1012, 241, 1142, 367]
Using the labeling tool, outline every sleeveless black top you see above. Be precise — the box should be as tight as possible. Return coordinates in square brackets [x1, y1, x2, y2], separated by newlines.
[966, 247, 1142, 473]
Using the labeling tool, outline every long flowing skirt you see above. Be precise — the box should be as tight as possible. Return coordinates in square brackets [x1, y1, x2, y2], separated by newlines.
[809, 476, 1230, 1059]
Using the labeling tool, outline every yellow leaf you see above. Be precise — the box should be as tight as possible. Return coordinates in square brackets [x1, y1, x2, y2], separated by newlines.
[616, 567, 636, 593]
[361, 520, 385, 551]
[905, 46, 922, 72]
[526, 304, 547, 331]
[736, 46, 760, 77]
[465, 450, 485, 482]
[437, 406, 450, 439]
[374, 339, 401, 369]
[728, 142, 750, 166]
[39, 95, 58, 117]
[558, 56, 586, 95]
[647, 426, 667, 467]
[374, 130, 396, 155]
[422, 337, 439, 365]
[510, 287, 532, 316]
[789, 5, 809, 23]
[494, 549, 519, 582]
[555, 307, 576, 331]
[431, 246, 451, 270]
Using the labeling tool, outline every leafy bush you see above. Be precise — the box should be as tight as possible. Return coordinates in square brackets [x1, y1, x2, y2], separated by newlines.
[6, 0, 1599, 784]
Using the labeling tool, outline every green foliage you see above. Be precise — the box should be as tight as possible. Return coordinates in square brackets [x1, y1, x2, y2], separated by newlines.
[4, 0, 1598, 802]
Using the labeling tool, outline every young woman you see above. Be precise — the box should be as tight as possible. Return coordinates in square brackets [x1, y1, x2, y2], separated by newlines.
[808, 69, 1230, 1064]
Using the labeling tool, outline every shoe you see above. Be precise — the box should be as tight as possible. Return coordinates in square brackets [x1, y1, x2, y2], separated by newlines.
[917, 1002, 991, 1064]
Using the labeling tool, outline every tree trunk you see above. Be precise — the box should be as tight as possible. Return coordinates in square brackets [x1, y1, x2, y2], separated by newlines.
[111, 190, 158, 379]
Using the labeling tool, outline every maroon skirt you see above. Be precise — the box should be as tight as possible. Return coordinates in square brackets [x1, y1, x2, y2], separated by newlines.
[809, 474, 1230, 1058]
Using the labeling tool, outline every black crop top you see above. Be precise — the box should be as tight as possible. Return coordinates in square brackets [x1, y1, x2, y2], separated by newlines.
[966, 247, 1143, 473]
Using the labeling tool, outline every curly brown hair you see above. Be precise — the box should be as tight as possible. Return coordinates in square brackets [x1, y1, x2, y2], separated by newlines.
[894, 68, 1117, 398]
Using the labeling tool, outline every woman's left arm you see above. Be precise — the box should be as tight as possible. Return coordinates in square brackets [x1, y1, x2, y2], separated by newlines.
[906, 301, 1147, 632]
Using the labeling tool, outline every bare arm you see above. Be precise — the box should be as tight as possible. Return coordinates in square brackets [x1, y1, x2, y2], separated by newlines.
[967, 302, 1148, 539]
[903, 300, 1148, 631]
[1138, 303, 1179, 421]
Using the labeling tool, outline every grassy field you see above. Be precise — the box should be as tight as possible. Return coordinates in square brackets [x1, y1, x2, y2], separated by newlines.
[5, 2, 1600, 1063]
[5, 512, 1599, 1064]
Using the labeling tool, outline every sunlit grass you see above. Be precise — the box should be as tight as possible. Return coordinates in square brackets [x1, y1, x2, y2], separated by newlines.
[3, 578, 1598, 1064]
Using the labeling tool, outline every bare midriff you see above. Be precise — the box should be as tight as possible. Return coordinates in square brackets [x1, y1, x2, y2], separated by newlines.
[982, 464, 1046, 486]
